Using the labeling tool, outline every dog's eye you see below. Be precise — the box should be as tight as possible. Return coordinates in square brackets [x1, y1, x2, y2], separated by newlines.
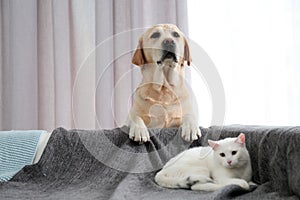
[220, 153, 225, 157]
[150, 32, 161, 39]
[172, 31, 180, 38]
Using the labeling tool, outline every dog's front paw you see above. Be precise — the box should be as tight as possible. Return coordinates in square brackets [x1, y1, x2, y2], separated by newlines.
[129, 122, 150, 143]
[181, 122, 201, 141]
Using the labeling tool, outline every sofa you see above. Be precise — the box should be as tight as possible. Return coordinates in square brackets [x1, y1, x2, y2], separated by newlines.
[0, 125, 299, 199]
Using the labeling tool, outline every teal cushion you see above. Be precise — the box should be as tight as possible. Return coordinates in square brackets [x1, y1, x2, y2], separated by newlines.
[0, 130, 46, 181]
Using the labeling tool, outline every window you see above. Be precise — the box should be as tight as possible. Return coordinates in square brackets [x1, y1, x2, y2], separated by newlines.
[188, 0, 300, 126]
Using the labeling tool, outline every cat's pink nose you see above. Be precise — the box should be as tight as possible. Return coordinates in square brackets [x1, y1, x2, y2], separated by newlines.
[227, 160, 232, 165]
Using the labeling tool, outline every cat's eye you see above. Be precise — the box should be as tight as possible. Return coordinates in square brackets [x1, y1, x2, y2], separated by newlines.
[172, 31, 180, 38]
[150, 32, 161, 39]
[232, 151, 237, 155]
[219, 153, 225, 157]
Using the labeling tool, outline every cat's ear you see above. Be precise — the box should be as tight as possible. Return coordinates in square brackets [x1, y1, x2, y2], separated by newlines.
[235, 133, 245, 146]
[208, 140, 219, 150]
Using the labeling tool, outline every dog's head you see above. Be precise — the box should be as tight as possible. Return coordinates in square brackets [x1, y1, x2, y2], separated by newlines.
[132, 24, 191, 67]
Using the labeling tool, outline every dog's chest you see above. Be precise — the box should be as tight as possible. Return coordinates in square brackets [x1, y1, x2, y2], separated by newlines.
[139, 86, 183, 128]
[146, 103, 182, 128]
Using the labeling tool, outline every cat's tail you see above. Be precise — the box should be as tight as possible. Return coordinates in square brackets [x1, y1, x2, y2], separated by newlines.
[155, 170, 211, 189]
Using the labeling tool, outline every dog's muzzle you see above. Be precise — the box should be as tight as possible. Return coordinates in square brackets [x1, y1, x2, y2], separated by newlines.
[157, 38, 178, 64]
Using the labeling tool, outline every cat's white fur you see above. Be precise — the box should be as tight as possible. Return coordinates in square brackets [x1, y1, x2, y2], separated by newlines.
[155, 133, 253, 191]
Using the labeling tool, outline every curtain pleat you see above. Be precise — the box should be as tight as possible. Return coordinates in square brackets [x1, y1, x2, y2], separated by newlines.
[0, 0, 189, 131]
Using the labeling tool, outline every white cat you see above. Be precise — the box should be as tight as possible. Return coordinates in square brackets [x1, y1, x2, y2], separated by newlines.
[155, 133, 253, 191]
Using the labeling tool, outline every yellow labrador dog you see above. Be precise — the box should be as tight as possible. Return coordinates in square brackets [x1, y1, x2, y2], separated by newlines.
[126, 24, 201, 143]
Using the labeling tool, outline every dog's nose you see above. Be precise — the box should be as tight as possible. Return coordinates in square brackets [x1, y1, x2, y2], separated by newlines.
[162, 38, 175, 47]
[162, 38, 175, 53]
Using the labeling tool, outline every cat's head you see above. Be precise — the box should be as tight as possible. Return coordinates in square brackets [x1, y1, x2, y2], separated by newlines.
[208, 133, 250, 169]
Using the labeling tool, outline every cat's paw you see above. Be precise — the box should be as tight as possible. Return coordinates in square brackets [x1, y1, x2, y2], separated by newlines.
[249, 181, 257, 186]
[181, 122, 201, 141]
[218, 178, 250, 190]
[191, 182, 221, 191]
[236, 180, 250, 190]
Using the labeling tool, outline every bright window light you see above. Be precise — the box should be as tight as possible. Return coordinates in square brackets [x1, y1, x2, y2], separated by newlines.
[188, 0, 300, 126]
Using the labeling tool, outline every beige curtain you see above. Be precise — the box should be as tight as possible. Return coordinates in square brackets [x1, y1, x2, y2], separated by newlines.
[0, 0, 189, 131]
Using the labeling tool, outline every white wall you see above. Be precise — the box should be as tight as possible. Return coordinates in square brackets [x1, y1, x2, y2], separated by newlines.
[188, 0, 300, 126]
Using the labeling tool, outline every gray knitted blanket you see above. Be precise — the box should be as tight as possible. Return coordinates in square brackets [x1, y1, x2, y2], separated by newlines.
[0, 125, 299, 199]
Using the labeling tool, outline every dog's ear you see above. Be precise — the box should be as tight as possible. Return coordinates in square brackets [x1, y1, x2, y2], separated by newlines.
[132, 38, 146, 67]
[184, 37, 192, 66]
